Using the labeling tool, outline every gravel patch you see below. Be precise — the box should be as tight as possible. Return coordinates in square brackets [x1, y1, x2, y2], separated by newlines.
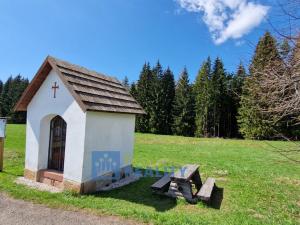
[15, 177, 62, 193]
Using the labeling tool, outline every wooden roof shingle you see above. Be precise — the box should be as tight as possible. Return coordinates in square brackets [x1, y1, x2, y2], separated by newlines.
[14, 56, 145, 115]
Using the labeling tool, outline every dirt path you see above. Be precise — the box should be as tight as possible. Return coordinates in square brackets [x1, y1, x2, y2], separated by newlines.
[0, 193, 143, 225]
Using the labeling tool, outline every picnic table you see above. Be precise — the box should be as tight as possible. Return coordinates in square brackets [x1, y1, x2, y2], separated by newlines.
[151, 164, 215, 204]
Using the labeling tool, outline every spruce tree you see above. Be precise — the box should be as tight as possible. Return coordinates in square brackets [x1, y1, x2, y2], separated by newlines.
[158, 67, 175, 134]
[234, 63, 247, 96]
[238, 31, 281, 139]
[0, 80, 3, 117]
[230, 63, 247, 137]
[0, 75, 29, 123]
[11, 75, 29, 123]
[227, 63, 247, 137]
[122, 76, 130, 90]
[211, 57, 227, 137]
[194, 58, 211, 137]
[149, 61, 162, 133]
[172, 67, 195, 136]
[1, 76, 13, 117]
[136, 63, 156, 132]
[0, 80, 2, 94]
[129, 82, 138, 99]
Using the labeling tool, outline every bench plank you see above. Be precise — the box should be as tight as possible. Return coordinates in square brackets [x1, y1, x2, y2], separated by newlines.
[171, 164, 199, 181]
[197, 177, 215, 201]
[151, 175, 171, 192]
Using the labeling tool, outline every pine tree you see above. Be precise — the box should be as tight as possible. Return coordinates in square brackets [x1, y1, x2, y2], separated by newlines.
[136, 63, 156, 132]
[238, 31, 281, 139]
[194, 58, 211, 137]
[172, 68, 195, 136]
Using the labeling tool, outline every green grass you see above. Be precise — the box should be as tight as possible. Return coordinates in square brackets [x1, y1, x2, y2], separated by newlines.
[1, 124, 299, 225]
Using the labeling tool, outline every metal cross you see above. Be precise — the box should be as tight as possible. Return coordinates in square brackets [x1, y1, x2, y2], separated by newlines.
[52, 82, 59, 98]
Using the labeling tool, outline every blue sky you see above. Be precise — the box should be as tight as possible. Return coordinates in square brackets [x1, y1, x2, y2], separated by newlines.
[0, 0, 281, 83]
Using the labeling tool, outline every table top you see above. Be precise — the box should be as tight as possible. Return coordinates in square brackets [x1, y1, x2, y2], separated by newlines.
[170, 164, 199, 181]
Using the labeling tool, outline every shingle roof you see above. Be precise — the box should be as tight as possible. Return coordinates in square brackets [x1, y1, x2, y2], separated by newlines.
[14, 56, 145, 115]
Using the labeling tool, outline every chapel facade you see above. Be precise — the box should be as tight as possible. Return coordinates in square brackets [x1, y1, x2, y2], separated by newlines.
[14, 56, 144, 193]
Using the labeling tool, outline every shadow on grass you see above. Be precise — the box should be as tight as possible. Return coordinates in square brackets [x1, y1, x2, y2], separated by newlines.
[209, 186, 224, 209]
[87, 167, 224, 211]
[91, 176, 177, 212]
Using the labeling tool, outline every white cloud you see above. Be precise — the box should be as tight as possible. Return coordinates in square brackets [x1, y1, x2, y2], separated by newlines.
[176, 0, 269, 44]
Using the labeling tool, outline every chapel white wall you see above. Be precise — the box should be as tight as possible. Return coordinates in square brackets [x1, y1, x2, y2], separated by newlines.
[82, 111, 136, 182]
[25, 69, 86, 183]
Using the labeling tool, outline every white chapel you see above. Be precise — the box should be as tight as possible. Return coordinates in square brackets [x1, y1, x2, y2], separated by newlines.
[14, 56, 145, 193]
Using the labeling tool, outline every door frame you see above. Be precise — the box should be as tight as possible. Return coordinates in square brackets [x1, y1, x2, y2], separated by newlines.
[47, 115, 67, 172]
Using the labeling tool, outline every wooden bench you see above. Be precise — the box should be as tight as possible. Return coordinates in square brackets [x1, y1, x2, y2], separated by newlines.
[171, 164, 199, 182]
[151, 164, 216, 204]
[167, 165, 203, 203]
[151, 175, 171, 193]
[197, 177, 215, 202]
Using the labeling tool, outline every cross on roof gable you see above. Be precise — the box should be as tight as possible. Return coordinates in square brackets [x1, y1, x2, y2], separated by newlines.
[14, 56, 145, 115]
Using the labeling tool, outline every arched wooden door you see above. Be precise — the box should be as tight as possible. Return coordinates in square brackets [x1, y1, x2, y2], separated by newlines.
[48, 116, 66, 172]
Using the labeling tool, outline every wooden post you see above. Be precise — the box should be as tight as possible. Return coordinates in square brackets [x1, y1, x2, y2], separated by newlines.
[0, 137, 3, 172]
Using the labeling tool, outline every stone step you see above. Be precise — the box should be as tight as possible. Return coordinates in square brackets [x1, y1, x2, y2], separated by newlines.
[39, 177, 64, 189]
[38, 170, 64, 189]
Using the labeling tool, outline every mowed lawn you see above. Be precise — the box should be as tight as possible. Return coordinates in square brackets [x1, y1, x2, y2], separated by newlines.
[0, 124, 299, 225]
